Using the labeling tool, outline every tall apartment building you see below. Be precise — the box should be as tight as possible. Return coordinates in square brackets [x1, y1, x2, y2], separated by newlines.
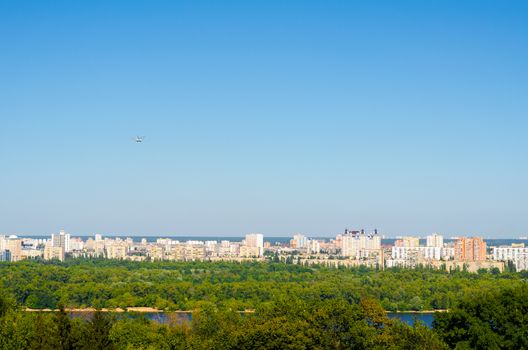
[291, 234, 308, 249]
[0, 250, 11, 262]
[106, 242, 129, 259]
[492, 245, 528, 271]
[392, 246, 442, 260]
[6, 236, 22, 262]
[239, 245, 261, 258]
[340, 229, 381, 258]
[69, 237, 85, 251]
[166, 244, 206, 261]
[218, 240, 239, 257]
[244, 233, 264, 257]
[44, 241, 65, 261]
[52, 230, 71, 253]
[0, 235, 6, 251]
[84, 236, 105, 256]
[426, 233, 444, 247]
[308, 239, 321, 254]
[455, 237, 487, 261]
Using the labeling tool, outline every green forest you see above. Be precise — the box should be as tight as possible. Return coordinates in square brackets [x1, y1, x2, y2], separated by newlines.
[1, 259, 526, 311]
[0, 259, 527, 349]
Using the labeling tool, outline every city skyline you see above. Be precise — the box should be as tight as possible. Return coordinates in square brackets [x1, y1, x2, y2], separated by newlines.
[1, 1, 528, 237]
[3, 228, 527, 240]
[4, 230, 525, 273]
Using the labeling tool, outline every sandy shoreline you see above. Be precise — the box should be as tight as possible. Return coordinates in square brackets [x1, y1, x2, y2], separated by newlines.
[387, 309, 448, 314]
[24, 307, 257, 313]
[25, 307, 164, 313]
[24, 307, 444, 314]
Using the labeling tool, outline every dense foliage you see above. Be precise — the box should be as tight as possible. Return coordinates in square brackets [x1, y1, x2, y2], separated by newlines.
[433, 285, 528, 349]
[0, 297, 447, 349]
[0, 259, 527, 349]
[0, 259, 526, 311]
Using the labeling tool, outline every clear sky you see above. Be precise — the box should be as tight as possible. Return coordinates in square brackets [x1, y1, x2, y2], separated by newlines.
[1, 0, 527, 237]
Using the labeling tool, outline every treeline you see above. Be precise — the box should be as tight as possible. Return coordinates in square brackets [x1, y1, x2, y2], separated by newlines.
[0, 259, 526, 311]
[1, 285, 527, 349]
[0, 259, 527, 349]
[434, 284, 528, 349]
[0, 295, 447, 349]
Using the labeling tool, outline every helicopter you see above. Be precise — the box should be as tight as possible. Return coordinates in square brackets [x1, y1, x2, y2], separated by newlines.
[134, 136, 145, 143]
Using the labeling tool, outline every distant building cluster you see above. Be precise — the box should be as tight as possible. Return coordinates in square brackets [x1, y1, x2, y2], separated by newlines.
[0, 229, 526, 272]
[386, 234, 489, 270]
[289, 230, 503, 272]
[0, 232, 264, 263]
[492, 244, 528, 271]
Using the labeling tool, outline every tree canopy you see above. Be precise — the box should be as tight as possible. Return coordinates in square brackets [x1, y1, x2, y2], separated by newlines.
[0, 259, 526, 349]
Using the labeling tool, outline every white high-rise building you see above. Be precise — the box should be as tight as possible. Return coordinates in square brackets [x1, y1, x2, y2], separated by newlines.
[308, 239, 321, 254]
[69, 237, 84, 251]
[392, 246, 442, 260]
[341, 235, 358, 257]
[0, 235, 6, 251]
[340, 230, 381, 258]
[245, 233, 264, 256]
[492, 245, 528, 271]
[291, 234, 308, 249]
[6, 235, 22, 262]
[426, 233, 444, 248]
[52, 230, 71, 252]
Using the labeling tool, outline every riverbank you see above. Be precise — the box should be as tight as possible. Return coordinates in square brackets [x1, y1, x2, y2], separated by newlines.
[26, 307, 165, 313]
[387, 309, 448, 314]
[25, 307, 444, 314]
[23, 308, 441, 328]
[25, 307, 256, 313]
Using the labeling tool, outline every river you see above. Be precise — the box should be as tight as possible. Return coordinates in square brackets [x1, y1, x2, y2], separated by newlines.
[67, 311, 436, 328]
[387, 312, 435, 328]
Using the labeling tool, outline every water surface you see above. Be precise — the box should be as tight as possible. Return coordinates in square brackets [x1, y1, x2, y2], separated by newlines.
[387, 312, 435, 328]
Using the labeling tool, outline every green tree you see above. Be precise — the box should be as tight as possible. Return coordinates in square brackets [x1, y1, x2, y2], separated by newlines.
[433, 285, 528, 349]
[85, 311, 114, 350]
[0, 294, 12, 318]
[55, 307, 75, 350]
[27, 313, 58, 350]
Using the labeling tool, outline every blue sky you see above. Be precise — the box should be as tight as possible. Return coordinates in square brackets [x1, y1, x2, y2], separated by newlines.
[1, 0, 527, 237]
